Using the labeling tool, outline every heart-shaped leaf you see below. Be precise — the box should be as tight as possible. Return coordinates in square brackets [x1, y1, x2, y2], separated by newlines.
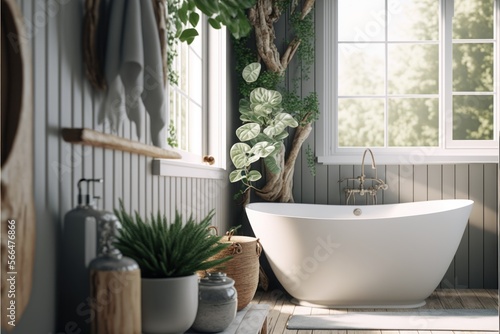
[179, 28, 199, 44]
[229, 169, 246, 183]
[230, 143, 251, 168]
[242, 63, 261, 83]
[274, 131, 289, 140]
[208, 17, 222, 29]
[275, 112, 299, 127]
[236, 123, 260, 141]
[189, 12, 200, 27]
[249, 141, 275, 158]
[250, 87, 282, 107]
[247, 170, 262, 182]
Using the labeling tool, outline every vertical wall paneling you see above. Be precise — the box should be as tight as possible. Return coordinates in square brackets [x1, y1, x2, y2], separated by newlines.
[384, 165, 399, 204]
[469, 164, 484, 288]
[441, 164, 456, 287]
[483, 164, 498, 287]
[455, 165, 470, 288]
[327, 166, 340, 204]
[399, 165, 415, 203]
[413, 165, 427, 201]
[152, 174, 159, 216]
[340, 165, 353, 204]
[427, 165, 442, 200]
[315, 164, 328, 204]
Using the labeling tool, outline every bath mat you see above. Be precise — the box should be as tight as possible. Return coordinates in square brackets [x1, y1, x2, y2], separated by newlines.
[287, 309, 499, 331]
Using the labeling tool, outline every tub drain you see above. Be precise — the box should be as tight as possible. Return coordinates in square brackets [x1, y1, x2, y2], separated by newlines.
[353, 208, 362, 216]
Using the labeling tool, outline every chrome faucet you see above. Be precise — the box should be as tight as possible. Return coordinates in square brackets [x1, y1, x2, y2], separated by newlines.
[338, 148, 388, 204]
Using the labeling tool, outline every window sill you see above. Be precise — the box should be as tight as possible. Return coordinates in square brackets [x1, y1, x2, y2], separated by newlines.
[152, 159, 227, 179]
[317, 148, 499, 165]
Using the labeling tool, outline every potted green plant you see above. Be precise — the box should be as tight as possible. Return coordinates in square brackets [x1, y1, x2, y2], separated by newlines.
[113, 201, 231, 334]
[229, 62, 299, 201]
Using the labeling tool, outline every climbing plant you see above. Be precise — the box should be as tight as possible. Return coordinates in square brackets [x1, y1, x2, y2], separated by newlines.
[232, 0, 319, 203]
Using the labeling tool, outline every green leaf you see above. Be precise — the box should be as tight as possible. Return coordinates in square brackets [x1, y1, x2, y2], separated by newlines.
[250, 87, 282, 107]
[230, 143, 251, 168]
[251, 103, 273, 116]
[236, 123, 260, 141]
[193, 0, 219, 16]
[263, 113, 298, 137]
[179, 28, 199, 44]
[229, 169, 246, 183]
[239, 98, 252, 114]
[187, 0, 196, 11]
[208, 17, 222, 29]
[189, 12, 200, 27]
[263, 154, 281, 174]
[276, 112, 299, 127]
[113, 201, 230, 278]
[242, 62, 261, 83]
[247, 170, 262, 182]
[249, 141, 275, 158]
[247, 154, 260, 165]
[178, 2, 189, 24]
[274, 131, 289, 140]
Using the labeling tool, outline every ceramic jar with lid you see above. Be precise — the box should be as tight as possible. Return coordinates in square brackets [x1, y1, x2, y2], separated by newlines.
[192, 272, 238, 332]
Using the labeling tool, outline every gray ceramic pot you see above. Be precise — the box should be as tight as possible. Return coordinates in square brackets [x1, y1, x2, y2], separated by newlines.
[141, 274, 198, 334]
[192, 272, 237, 332]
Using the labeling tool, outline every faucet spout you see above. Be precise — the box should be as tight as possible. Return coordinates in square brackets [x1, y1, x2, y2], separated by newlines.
[361, 148, 376, 179]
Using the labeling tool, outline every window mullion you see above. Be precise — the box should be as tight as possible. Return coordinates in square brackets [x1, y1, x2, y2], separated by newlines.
[442, 0, 454, 148]
[496, 0, 500, 142]
[384, 0, 389, 148]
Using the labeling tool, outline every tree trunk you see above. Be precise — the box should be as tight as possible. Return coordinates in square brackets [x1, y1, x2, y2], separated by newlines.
[256, 123, 312, 202]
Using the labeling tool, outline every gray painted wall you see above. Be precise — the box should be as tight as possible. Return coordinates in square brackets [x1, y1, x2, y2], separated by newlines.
[13, 0, 235, 332]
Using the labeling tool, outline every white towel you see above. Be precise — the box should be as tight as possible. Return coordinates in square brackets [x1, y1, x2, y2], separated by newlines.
[99, 0, 166, 147]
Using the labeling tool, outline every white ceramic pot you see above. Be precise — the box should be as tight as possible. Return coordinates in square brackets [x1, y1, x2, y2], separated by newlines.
[141, 274, 198, 334]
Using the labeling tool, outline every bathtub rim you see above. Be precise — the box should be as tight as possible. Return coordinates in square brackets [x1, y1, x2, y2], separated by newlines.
[245, 199, 474, 221]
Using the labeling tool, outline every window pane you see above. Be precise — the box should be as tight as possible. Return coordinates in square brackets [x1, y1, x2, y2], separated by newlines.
[453, 43, 494, 92]
[388, 0, 439, 41]
[180, 96, 188, 150]
[189, 102, 203, 155]
[338, 0, 385, 42]
[180, 43, 188, 93]
[338, 98, 385, 147]
[388, 98, 438, 146]
[189, 48, 202, 104]
[453, 0, 494, 39]
[338, 44, 385, 96]
[388, 44, 439, 94]
[453, 95, 494, 140]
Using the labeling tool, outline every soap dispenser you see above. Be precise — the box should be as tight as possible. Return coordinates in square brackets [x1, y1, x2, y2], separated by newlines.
[60, 178, 107, 332]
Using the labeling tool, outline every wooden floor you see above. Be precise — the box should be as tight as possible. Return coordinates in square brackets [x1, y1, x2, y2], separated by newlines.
[250, 289, 498, 334]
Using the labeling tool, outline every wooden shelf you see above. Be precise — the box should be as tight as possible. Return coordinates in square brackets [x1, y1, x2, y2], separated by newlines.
[186, 304, 269, 334]
[61, 128, 181, 159]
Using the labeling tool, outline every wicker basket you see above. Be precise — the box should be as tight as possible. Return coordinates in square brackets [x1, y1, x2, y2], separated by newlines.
[207, 231, 261, 311]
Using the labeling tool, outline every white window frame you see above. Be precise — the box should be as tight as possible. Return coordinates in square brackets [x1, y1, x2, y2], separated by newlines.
[316, 0, 500, 165]
[154, 21, 227, 178]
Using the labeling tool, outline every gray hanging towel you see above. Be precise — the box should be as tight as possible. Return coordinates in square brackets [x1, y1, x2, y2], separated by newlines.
[99, 0, 166, 147]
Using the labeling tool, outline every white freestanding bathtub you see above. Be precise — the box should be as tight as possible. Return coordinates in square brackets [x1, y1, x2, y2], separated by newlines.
[245, 200, 474, 308]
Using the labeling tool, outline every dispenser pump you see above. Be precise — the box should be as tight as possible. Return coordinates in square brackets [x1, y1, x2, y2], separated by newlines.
[76, 178, 103, 207]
